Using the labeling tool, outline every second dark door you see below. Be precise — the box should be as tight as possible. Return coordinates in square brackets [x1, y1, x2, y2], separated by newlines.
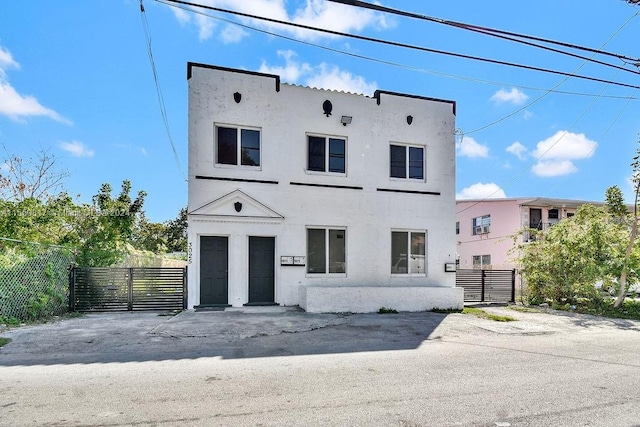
[248, 237, 275, 304]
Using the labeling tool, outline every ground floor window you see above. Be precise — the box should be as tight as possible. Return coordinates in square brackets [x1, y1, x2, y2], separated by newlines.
[472, 255, 491, 269]
[307, 228, 346, 274]
[391, 231, 426, 274]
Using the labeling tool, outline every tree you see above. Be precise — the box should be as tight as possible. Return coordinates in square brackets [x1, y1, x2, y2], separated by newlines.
[608, 145, 640, 308]
[132, 213, 168, 253]
[0, 146, 69, 202]
[516, 202, 635, 305]
[76, 180, 147, 267]
[164, 207, 187, 253]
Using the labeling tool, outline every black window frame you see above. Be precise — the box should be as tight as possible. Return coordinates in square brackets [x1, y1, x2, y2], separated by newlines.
[307, 135, 346, 174]
[390, 143, 425, 180]
[215, 124, 261, 167]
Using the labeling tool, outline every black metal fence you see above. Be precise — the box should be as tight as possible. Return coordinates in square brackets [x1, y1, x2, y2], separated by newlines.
[456, 269, 515, 303]
[70, 267, 187, 312]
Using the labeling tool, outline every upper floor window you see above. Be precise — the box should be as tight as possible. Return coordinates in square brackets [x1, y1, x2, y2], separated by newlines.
[390, 144, 424, 180]
[216, 125, 260, 167]
[456, 221, 460, 235]
[391, 230, 426, 275]
[472, 215, 490, 235]
[308, 135, 346, 174]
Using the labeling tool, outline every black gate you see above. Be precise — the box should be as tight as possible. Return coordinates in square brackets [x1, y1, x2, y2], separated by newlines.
[456, 269, 515, 303]
[70, 267, 187, 312]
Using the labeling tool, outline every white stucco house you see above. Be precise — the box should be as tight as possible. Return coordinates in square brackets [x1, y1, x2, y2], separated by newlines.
[186, 62, 463, 313]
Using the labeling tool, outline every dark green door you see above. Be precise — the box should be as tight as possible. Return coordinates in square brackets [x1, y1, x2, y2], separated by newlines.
[200, 236, 228, 305]
[248, 237, 275, 304]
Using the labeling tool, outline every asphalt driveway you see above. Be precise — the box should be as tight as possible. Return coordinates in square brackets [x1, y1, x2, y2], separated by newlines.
[1, 305, 639, 366]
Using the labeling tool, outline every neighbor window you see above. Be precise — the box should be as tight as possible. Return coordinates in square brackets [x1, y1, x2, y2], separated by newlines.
[472, 255, 491, 269]
[308, 135, 346, 173]
[307, 228, 346, 274]
[472, 215, 490, 235]
[391, 231, 426, 274]
[216, 125, 261, 167]
[456, 221, 460, 235]
[390, 144, 424, 180]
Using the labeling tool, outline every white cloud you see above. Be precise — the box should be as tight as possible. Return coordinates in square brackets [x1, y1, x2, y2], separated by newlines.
[532, 160, 577, 177]
[260, 51, 376, 95]
[220, 24, 248, 43]
[457, 136, 489, 158]
[0, 42, 70, 124]
[306, 64, 377, 95]
[171, 0, 390, 43]
[531, 130, 597, 177]
[457, 183, 507, 200]
[491, 87, 529, 105]
[171, 7, 191, 25]
[506, 141, 527, 160]
[60, 141, 94, 158]
[532, 130, 597, 160]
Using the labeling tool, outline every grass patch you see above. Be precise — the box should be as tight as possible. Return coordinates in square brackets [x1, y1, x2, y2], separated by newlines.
[555, 299, 640, 320]
[462, 307, 517, 322]
[507, 305, 541, 313]
[0, 337, 11, 348]
[431, 307, 462, 314]
[378, 307, 398, 314]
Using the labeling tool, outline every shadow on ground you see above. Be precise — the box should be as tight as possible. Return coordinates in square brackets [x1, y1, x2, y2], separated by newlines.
[0, 310, 447, 366]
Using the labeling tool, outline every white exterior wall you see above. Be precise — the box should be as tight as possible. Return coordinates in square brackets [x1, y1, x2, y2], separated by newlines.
[187, 63, 461, 312]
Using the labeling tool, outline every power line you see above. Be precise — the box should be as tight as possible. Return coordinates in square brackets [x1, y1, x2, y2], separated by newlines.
[327, 0, 640, 66]
[160, 0, 640, 91]
[156, 0, 638, 102]
[139, 0, 187, 182]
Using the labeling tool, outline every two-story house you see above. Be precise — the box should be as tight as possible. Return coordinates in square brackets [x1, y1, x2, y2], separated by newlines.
[455, 197, 599, 271]
[186, 62, 463, 313]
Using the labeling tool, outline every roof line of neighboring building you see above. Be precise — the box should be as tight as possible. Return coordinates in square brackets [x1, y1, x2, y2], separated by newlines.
[456, 197, 605, 206]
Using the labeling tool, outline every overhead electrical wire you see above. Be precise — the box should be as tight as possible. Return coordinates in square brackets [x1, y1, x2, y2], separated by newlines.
[328, 0, 640, 67]
[139, 0, 187, 182]
[156, 0, 638, 101]
[160, 0, 640, 91]
[160, 0, 638, 102]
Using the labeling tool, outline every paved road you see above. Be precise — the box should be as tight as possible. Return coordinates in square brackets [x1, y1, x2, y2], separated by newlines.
[1, 307, 640, 426]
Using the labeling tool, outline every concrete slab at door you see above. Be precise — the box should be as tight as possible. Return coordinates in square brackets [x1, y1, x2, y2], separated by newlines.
[200, 236, 228, 305]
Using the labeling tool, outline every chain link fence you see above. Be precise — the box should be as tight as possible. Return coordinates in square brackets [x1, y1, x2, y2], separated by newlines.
[0, 241, 75, 322]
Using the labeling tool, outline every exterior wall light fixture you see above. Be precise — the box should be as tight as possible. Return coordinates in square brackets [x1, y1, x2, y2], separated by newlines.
[341, 115, 352, 126]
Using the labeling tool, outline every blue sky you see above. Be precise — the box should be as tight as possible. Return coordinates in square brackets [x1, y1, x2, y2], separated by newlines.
[1, 0, 639, 222]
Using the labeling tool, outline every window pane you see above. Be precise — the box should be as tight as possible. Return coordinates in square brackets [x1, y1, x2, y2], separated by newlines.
[307, 229, 326, 273]
[240, 129, 260, 166]
[390, 145, 406, 178]
[217, 127, 237, 165]
[391, 231, 408, 274]
[329, 229, 346, 273]
[408, 147, 424, 179]
[328, 138, 345, 173]
[410, 232, 425, 274]
[308, 136, 325, 171]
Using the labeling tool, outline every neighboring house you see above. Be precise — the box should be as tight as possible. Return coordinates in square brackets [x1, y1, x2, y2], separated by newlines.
[455, 197, 600, 271]
[186, 62, 462, 313]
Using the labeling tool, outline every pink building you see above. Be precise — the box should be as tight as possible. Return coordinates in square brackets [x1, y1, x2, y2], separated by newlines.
[455, 198, 600, 271]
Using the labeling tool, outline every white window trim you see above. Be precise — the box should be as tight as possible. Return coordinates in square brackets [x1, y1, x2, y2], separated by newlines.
[305, 133, 347, 176]
[389, 142, 426, 182]
[214, 123, 262, 170]
[305, 226, 347, 277]
[390, 229, 428, 277]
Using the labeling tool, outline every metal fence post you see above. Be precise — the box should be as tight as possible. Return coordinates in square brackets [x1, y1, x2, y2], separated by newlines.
[69, 266, 76, 311]
[127, 267, 134, 311]
[511, 269, 516, 302]
[183, 266, 188, 309]
[481, 270, 486, 302]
